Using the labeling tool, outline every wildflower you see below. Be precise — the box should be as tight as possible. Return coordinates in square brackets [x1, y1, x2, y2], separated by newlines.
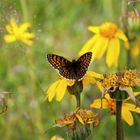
[4, 19, 34, 46]
[50, 136, 64, 140]
[45, 77, 75, 102]
[90, 92, 140, 126]
[96, 69, 140, 103]
[55, 108, 99, 139]
[45, 71, 103, 102]
[79, 22, 128, 67]
[55, 108, 99, 128]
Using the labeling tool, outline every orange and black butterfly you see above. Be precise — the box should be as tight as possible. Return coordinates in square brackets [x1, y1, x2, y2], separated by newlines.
[47, 52, 92, 81]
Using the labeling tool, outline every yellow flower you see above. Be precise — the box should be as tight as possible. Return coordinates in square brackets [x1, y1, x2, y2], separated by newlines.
[45, 71, 103, 102]
[90, 92, 140, 126]
[45, 77, 74, 102]
[50, 136, 64, 140]
[55, 108, 99, 139]
[79, 22, 128, 67]
[55, 108, 99, 128]
[96, 69, 140, 103]
[4, 19, 34, 46]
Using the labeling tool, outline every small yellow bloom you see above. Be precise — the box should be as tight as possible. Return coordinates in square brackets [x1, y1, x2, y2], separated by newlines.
[50, 136, 64, 140]
[45, 71, 103, 102]
[90, 92, 140, 125]
[79, 22, 128, 67]
[4, 19, 34, 46]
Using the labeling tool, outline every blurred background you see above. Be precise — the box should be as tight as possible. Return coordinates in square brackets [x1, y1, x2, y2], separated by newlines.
[0, 0, 140, 140]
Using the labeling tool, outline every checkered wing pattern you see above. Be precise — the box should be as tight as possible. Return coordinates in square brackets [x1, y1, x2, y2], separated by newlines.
[47, 54, 71, 70]
[75, 52, 92, 80]
[47, 52, 92, 80]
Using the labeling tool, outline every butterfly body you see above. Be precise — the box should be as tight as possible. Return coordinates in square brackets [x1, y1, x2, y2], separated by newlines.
[47, 52, 92, 81]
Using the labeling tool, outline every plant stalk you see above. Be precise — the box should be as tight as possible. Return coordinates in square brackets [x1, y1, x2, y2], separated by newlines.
[116, 100, 124, 140]
[75, 94, 81, 108]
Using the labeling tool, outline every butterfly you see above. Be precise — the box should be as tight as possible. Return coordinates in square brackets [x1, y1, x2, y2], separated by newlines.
[47, 52, 92, 81]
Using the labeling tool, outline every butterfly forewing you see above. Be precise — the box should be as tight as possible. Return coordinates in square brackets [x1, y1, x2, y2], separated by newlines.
[47, 54, 71, 70]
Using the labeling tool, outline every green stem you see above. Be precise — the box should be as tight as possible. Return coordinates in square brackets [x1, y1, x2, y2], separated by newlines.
[75, 94, 81, 108]
[20, 0, 29, 21]
[116, 100, 124, 140]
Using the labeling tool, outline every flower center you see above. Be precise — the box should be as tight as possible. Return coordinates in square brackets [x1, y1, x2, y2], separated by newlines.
[99, 22, 118, 39]
[103, 73, 118, 89]
[119, 70, 140, 86]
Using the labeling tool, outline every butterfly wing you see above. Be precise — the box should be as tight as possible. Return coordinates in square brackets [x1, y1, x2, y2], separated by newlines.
[75, 52, 92, 80]
[47, 54, 71, 70]
[47, 52, 92, 81]
[47, 54, 76, 80]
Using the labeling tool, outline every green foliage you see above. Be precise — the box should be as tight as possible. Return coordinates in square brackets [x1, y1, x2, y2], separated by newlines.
[0, 0, 140, 140]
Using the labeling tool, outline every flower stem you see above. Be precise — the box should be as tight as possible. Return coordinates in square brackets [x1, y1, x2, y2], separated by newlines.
[20, 0, 29, 21]
[116, 100, 124, 140]
[75, 94, 81, 108]
[67, 81, 83, 108]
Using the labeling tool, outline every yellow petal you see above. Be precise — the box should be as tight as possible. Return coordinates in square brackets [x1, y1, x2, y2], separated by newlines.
[4, 35, 16, 43]
[122, 107, 134, 126]
[83, 71, 103, 86]
[96, 81, 104, 92]
[125, 91, 140, 101]
[20, 22, 31, 32]
[114, 38, 120, 67]
[104, 94, 111, 100]
[90, 35, 107, 60]
[90, 99, 108, 109]
[83, 74, 96, 86]
[134, 91, 140, 97]
[88, 71, 104, 79]
[106, 38, 120, 67]
[50, 136, 64, 140]
[97, 38, 109, 59]
[66, 79, 75, 86]
[88, 26, 100, 33]
[45, 80, 60, 102]
[76, 114, 85, 124]
[23, 32, 35, 39]
[6, 25, 13, 34]
[10, 19, 18, 29]
[123, 103, 140, 113]
[79, 35, 99, 56]
[115, 29, 128, 42]
[56, 79, 68, 101]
